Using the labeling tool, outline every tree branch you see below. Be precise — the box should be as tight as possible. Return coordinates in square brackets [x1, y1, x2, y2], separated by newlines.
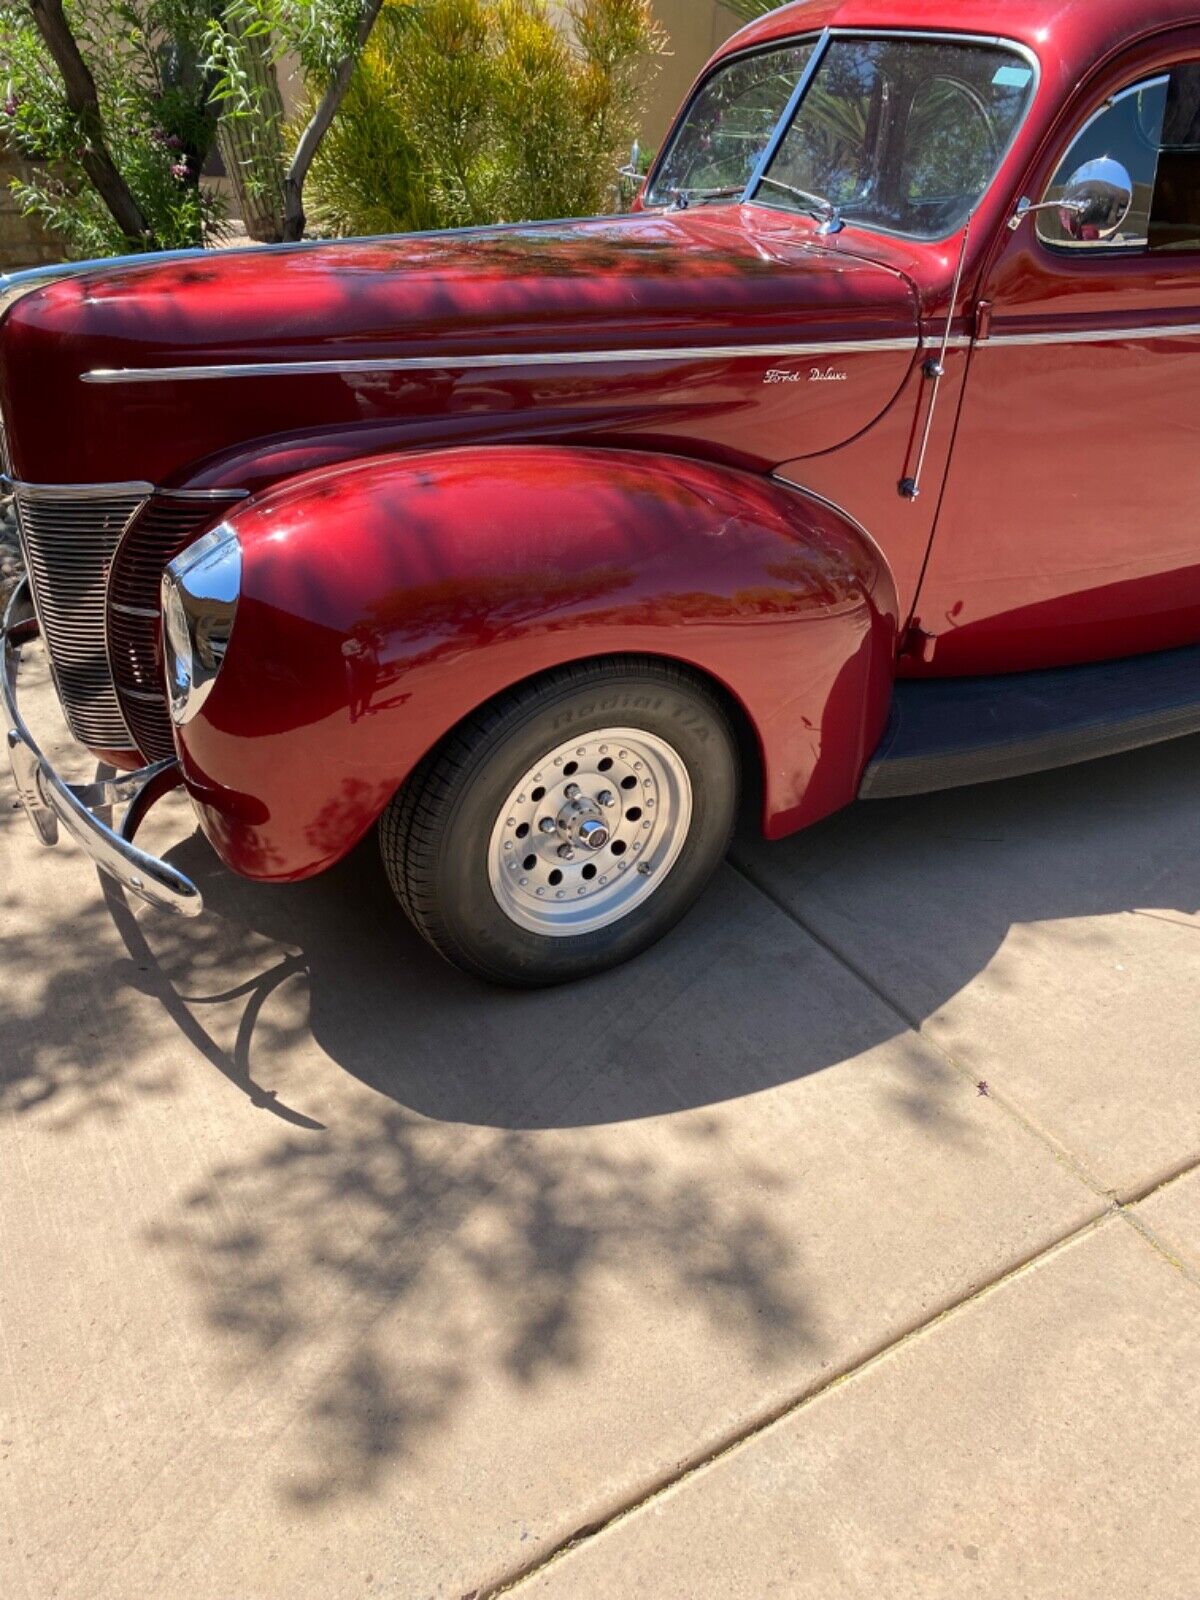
[26, 0, 157, 248]
[280, 0, 385, 241]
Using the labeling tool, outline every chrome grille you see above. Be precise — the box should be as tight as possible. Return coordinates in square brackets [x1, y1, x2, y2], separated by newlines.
[109, 494, 241, 761]
[14, 485, 149, 749]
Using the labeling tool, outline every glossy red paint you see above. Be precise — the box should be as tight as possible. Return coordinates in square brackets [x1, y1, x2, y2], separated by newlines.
[2, 0, 1198, 882]
[0, 212, 916, 488]
[912, 22, 1200, 672]
[174, 448, 898, 877]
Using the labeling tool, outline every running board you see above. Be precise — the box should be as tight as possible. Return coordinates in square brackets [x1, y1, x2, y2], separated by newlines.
[859, 642, 1200, 799]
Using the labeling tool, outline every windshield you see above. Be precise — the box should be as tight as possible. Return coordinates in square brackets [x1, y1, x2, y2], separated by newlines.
[646, 41, 816, 207]
[649, 35, 1037, 238]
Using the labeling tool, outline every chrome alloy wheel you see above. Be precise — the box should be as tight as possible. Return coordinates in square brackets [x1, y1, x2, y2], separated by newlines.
[487, 727, 693, 937]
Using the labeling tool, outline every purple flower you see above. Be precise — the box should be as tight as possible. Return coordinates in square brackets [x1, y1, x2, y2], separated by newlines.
[166, 134, 182, 150]
[3, 95, 18, 118]
[171, 160, 189, 181]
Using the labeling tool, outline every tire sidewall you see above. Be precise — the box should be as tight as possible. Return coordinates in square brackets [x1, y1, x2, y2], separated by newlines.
[435, 672, 738, 984]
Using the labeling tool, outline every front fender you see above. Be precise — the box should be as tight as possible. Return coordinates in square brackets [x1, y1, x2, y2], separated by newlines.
[175, 446, 899, 880]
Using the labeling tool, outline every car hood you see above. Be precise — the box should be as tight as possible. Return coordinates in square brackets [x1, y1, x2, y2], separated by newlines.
[0, 210, 920, 486]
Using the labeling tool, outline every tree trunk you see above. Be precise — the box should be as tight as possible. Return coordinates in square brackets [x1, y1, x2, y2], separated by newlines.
[216, 22, 287, 243]
[281, 0, 385, 241]
[27, 0, 156, 248]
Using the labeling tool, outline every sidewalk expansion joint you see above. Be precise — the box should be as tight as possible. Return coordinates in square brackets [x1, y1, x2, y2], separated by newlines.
[484, 1212, 1117, 1598]
[727, 857, 1110, 1203]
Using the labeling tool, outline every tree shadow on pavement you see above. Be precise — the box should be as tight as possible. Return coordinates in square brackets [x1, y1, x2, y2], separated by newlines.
[4, 733, 1198, 1516]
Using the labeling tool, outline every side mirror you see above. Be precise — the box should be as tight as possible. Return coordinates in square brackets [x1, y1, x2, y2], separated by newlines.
[1008, 156, 1135, 240]
[617, 140, 642, 184]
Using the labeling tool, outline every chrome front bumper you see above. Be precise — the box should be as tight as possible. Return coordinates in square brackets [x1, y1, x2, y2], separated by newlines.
[2, 576, 203, 916]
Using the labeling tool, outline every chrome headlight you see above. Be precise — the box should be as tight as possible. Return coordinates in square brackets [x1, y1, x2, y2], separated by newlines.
[161, 522, 241, 725]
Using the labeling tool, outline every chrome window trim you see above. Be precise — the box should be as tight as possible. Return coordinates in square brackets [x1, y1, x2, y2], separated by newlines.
[743, 28, 1042, 243]
[82, 338, 921, 384]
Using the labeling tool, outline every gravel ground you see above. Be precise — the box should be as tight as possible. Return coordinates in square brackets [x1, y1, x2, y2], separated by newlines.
[1, 497, 21, 608]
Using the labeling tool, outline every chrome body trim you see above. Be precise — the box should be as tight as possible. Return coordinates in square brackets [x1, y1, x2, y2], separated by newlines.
[986, 322, 1200, 347]
[2, 578, 202, 917]
[82, 337, 921, 384]
[161, 522, 241, 726]
[1, 473, 155, 499]
[158, 487, 252, 500]
[0, 475, 246, 500]
[110, 601, 162, 620]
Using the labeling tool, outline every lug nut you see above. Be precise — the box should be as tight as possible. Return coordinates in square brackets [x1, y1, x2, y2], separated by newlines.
[597, 790, 615, 807]
[558, 845, 576, 861]
[538, 818, 556, 834]
[564, 782, 581, 800]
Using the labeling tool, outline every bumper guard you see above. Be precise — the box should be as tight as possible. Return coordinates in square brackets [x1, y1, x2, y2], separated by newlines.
[2, 576, 203, 916]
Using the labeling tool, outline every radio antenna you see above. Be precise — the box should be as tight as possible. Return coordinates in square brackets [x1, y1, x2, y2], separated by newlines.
[901, 211, 973, 501]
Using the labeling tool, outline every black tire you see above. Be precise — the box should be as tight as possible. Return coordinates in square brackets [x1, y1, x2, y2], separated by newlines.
[379, 658, 740, 987]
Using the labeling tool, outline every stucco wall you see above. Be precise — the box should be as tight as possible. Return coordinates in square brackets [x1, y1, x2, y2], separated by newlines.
[0, 146, 65, 272]
[548, 0, 746, 150]
[642, 1, 746, 149]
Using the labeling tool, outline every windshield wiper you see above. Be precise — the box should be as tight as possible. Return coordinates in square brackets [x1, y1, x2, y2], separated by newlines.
[670, 185, 745, 209]
[756, 175, 844, 234]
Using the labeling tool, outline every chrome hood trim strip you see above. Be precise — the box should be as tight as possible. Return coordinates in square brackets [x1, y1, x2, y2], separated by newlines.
[1, 474, 247, 499]
[82, 337, 922, 384]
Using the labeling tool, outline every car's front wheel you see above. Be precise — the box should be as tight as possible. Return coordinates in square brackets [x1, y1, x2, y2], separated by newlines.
[380, 659, 740, 986]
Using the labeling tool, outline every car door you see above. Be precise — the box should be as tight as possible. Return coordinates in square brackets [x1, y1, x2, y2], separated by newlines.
[913, 38, 1200, 674]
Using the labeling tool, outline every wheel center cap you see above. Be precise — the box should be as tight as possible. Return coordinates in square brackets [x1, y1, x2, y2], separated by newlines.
[578, 818, 610, 851]
[558, 796, 609, 851]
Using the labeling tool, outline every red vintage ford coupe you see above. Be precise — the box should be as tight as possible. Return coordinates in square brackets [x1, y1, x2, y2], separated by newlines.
[4, 0, 1200, 985]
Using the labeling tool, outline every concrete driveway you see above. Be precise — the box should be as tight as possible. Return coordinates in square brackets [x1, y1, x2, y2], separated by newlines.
[2, 648, 1198, 1599]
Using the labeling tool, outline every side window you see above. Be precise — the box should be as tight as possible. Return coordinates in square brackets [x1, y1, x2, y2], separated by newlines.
[1037, 61, 1200, 253]
[1037, 75, 1168, 250]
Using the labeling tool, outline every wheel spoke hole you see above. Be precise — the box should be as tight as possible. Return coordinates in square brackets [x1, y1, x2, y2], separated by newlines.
[523, 855, 537, 871]
[515, 822, 530, 839]
[548, 868, 564, 887]
[610, 840, 627, 857]
[581, 863, 598, 881]
[625, 806, 642, 822]
[563, 760, 578, 777]
[598, 757, 614, 772]
[621, 775, 637, 790]
[530, 785, 546, 802]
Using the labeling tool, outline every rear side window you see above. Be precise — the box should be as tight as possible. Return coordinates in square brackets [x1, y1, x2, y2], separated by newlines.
[1150, 63, 1200, 249]
[1038, 62, 1200, 252]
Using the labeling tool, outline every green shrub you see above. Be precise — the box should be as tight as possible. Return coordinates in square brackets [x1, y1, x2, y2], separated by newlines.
[1, 0, 226, 256]
[306, 0, 665, 236]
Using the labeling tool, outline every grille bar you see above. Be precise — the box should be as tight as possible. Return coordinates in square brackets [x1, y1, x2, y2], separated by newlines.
[13, 487, 148, 749]
[108, 493, 243, 760]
